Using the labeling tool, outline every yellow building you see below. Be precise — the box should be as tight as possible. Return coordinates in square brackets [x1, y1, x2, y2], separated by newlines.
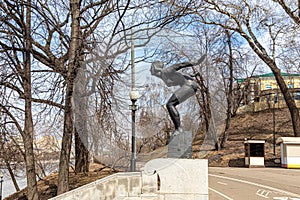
[236, 72, 300, 113]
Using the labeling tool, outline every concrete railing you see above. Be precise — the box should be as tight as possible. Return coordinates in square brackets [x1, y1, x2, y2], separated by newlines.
[49, 172, 143, 200]
[50, 158, 208, 200]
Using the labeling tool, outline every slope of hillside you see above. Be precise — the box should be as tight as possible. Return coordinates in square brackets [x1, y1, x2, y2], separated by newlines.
[196, 108, 294, 167]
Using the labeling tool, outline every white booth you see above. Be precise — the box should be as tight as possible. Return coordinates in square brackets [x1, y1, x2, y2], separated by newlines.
[244, 139, 265, 167]
[278, 137, 300, 168]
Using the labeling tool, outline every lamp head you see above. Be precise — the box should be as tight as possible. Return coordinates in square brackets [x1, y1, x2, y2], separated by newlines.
[130, 89, 139, 101]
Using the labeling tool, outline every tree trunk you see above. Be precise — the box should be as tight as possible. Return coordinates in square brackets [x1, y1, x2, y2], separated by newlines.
[74, 53, 90, 173]
[23, 134, 39, 200]
[57, 0, 81, 194]
[57, 82, 74, 194]
[74, 91, 90, 173]
[75, 129, 90, 173]
[221, 30, 233, 149]
[272, 67, 300, 137]
[23, 1, 39, 199]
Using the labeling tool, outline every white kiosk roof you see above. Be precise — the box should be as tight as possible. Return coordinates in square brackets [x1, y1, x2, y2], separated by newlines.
[244, 139, 265, 144]
[277, 137, 300, 144]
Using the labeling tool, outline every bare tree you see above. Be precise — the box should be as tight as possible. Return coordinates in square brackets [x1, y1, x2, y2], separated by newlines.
[23, 2, 39, 198]
[196, 0, 300, 137]
[0, 0, 40, 198]
[274, 0, 300, 25]
[25, 0, 174, 193]
[219, 30, 234, 148]
[0, 126, 23, 192]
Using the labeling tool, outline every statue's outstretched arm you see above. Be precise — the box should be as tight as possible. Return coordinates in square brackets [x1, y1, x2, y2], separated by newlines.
[171, 54, 206, 71]
[171, 62, 194, 71]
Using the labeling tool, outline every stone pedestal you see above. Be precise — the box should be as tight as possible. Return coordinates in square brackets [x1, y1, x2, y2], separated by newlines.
[168, 131, 192, 158]
[142, 158, 208, 200]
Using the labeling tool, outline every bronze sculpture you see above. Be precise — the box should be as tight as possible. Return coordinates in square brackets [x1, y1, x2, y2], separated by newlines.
[150, 55, 205, 136]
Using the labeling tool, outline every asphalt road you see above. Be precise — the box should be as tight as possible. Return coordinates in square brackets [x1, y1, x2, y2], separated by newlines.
[209, 167, 300, 200]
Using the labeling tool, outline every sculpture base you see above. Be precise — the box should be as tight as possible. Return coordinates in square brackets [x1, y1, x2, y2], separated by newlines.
[142, 158, 208, 199]
[168, 131, 192, 158]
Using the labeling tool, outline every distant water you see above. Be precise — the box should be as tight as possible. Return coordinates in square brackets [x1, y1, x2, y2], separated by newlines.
[2, 171, 27, 199]
[2, 161, 59, 198]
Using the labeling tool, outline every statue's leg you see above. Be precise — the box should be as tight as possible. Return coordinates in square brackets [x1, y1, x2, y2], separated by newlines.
[174, 83, 197, 103]
[166, 94, 180, 130]
[167, 82, 197, 131]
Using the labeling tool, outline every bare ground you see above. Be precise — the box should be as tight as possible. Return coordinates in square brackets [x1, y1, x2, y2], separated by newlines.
[199, 108, 293, 167]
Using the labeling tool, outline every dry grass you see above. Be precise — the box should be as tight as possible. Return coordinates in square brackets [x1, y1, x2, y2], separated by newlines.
[5, 163, 118, 200]
[193, 108, 293, 167]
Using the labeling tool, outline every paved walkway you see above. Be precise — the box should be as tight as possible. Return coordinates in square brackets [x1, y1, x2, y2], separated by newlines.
[209, 167, 300, 200]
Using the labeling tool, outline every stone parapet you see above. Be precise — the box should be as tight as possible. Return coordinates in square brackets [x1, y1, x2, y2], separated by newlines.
[50, 158, 208, 200]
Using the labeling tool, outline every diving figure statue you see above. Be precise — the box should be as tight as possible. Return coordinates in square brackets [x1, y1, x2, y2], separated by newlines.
[150, 55, 206, 136]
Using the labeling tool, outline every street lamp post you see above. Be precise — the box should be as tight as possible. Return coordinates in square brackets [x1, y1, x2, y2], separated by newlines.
[268, 91, 276, 156]
[273, 94, 276, 155]
[129, 27, 138, 172]
[130, 90, 138, 172]
[0, 172, 3, 200]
